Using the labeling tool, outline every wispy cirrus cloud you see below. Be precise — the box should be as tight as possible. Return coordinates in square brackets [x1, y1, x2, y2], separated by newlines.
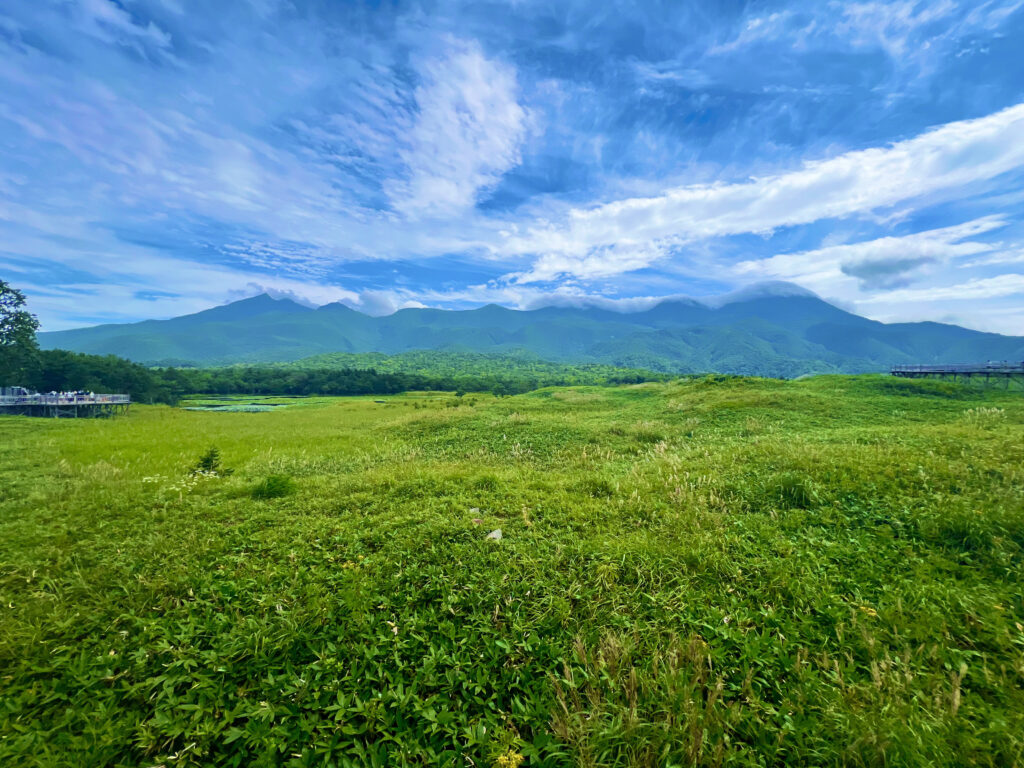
[73, 0, 173, 51]
[386, 39, 530, 217]
[709, 0, 1016, 62]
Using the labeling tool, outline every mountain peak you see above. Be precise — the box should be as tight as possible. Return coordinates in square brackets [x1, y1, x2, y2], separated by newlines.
[226, 293, 277, 308]
[172, 293, 313, 324]
[224, 293, 310, 310]
[234, 292, 311, 308]
[705, 281, 820, 308]
[317, 300, 366, 315]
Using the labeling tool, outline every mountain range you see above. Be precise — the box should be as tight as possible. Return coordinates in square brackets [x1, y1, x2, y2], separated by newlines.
[39, 284, 1024, 376]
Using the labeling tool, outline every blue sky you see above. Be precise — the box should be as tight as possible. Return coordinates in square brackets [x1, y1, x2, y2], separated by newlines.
[2, 0, 1024, 333]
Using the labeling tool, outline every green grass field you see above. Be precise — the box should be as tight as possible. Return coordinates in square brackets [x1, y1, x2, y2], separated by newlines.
[1, 375, 1022, 767]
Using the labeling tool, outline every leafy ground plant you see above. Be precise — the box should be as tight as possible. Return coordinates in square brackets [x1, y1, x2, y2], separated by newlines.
[0, 375, 1021, 767]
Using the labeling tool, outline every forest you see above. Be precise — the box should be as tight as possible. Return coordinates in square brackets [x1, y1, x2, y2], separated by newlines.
[4, 348, 669, 404]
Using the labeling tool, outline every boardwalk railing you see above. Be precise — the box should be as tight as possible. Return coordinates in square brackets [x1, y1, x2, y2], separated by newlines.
[0, 394, 131, 407]
[891, 363, 1024, 389]
[892, 363, 1024, 375]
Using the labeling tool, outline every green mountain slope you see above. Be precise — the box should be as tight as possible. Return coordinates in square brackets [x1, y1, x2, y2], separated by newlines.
[38, 286, 1024, 375]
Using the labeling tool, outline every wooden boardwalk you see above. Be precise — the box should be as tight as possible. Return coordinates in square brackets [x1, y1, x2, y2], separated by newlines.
[891, 363, 1024, 388]
[0, 393, 131, 418]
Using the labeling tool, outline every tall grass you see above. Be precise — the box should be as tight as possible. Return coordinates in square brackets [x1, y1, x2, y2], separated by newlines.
[0, 377, 1022, 766]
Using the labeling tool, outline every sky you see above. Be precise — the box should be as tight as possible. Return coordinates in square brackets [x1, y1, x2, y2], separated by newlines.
[2, 0, 1024, 334]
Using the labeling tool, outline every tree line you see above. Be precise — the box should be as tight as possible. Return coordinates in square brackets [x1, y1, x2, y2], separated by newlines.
[4, 349, 664, 404]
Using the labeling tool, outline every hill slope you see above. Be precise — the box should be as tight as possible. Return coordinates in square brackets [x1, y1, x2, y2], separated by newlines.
[39, 286, 1024, 375]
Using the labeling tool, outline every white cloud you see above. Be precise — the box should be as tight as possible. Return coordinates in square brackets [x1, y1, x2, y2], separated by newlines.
[860, 273, 1024, 303]
[340, 289, 427, 316]
[500, 103, 1024, 282]
[961, 249, 1024, 267]
[832, 0, 956, 58]
[704, 0, 1023, 94]
[631, 61, 714, 89]
[156, 0, 186, 15]
[385, 39, 528, 218]
[709, 11, 805, 55]
[2, 214, 361, 330]
[509, 241, 672, 284]
[735, 216, 1006, 290]
[74, 0, 172, 50]
[709, 1, 1020, 60]
[350, 278, 813, 316]
[708, 1, 957, 58]
[962, 0, 1024, 30]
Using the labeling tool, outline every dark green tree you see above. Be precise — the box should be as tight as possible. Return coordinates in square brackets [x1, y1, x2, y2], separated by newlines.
[0, 280, 40, 385]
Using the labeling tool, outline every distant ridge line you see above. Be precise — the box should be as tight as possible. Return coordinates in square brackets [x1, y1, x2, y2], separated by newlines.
[37, 285, 1024, 376]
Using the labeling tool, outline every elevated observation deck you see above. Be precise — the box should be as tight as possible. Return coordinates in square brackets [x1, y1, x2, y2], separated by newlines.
[0, 393, 131, 417]
[891, 363, 1024, 388]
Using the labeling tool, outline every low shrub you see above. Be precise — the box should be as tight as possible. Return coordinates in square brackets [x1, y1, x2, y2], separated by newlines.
[577, 477, 615, 498]
[767, 471, 817, 510]
[250, 474, 296, 499]
[633, 428, 665, 444]
[189, 446, 233, 476]
[472, 474, 500, 491]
